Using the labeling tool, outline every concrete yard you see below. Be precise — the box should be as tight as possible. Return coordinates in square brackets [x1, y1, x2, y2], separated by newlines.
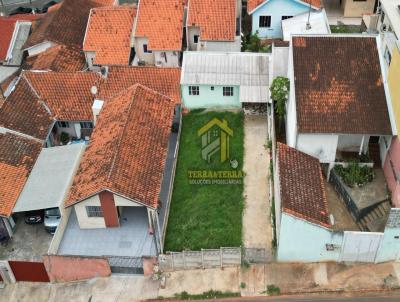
[0, 213, 53, 261]
[242, 115, 272, 250]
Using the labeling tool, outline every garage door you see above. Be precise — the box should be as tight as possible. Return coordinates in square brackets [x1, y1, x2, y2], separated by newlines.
[9, 261, 49, 282]
[340, 231, 383, 263]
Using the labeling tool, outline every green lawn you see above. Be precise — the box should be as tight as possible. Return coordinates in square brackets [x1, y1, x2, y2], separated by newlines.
[164, 111, 244, 251]
[330, 24, 362, 34]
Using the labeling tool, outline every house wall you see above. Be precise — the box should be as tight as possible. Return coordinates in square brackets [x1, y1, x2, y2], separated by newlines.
[337, 134, 368, 153]
[251, 0, 316, 39]
[296, 133, 338, 163]
[187, 26, 200, 51]
[181, 84, 241, 109]
[26, 41, 55, 57]
[342, 0, 375, 18]
[376, 209, 400, 262]
[84, 51, 96, 70]
[198, 37, 242, 52]
[56, 122, 81, 140]
[277, 212, 343, 262]
[273, 150, 282, 245]
[134, 37, 155, 64]
[384, 137, 400, 207]
[154, 51, 180, 67]
[388, 47, 400, 133]
[286, 43, 297, 147]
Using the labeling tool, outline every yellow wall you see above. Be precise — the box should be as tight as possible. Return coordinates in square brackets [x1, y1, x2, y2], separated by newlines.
[388, 47, 400, 133]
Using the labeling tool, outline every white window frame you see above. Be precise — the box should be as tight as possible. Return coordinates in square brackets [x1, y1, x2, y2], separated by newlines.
[223, 86, 234, 97]
[259, 16, 271, 28]
[189, 86, 199, 96]
[86, 206, 103, 218]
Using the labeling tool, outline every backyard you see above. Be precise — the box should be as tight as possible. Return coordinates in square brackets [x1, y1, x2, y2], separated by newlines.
[164, 110, 244, 251]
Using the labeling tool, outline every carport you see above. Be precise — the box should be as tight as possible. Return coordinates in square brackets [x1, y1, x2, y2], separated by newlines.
[1, 144, 85, 261]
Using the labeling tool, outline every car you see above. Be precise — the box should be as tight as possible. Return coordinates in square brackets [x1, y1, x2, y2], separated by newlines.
[44, 208, 61, 234]
[171, 104, 181, 133]
[9, 7, 34, 15]
[24, 210, 43, 224]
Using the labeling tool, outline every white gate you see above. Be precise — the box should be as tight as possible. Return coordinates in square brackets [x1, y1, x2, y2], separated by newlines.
[340, 232, 383, 263]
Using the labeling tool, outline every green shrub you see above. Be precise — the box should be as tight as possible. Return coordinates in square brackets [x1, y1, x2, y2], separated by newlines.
[240, 282, 246, 289]
[334, 162, 375, 188]
[266, 284, 281, 296]
[174, 290, 240, 300]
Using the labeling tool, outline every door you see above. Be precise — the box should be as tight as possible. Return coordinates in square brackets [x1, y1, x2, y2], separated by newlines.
[340, 232, 383, 263]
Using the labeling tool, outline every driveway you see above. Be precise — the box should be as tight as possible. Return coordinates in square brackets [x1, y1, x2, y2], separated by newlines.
[242, 115, 272, 250]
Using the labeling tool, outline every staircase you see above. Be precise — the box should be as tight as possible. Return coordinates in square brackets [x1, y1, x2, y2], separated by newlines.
[357, 201, 391, 232]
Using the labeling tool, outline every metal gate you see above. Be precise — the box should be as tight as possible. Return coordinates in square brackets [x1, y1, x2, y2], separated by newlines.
[8, 261, 50, 282]
[107, 256, 143, 274]
[340, 231, 383, 263]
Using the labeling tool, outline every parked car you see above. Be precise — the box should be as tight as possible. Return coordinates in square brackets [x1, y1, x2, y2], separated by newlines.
[24, 210, 43, 224]
[44, 208, 61, 234]
[171, 104, 181, 133]
[9, 7, 34, 15]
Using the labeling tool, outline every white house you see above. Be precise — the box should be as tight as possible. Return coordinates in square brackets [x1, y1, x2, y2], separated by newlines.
[286, 35, 394, 165]
[186, 0, 241, 52]
[132, 0, 184, 67]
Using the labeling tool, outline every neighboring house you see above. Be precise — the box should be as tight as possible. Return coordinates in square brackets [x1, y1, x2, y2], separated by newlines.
[180, 51, 271, 109]
[0, 132, 42, 240]
[186, 0, 241, 52]
[274, 143, 400, 263]
[56, 84, 180, 261]
[340, 0, 376, 18]
[281, 9, 330, 41]
[0, 71, 102, 145]
[23, 0, 113, 57]
[83, 6, 137, 69]
[286, 35, 394, 165]
[133, 0, 185, 67]
[246, 0, 321, 39]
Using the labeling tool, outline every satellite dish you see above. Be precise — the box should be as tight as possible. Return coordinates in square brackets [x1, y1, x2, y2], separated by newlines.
[90, 86, 98, 95]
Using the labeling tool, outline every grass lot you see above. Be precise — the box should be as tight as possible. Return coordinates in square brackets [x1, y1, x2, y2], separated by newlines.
[330, 24, 362, 34]
[164, 110, 244, 251]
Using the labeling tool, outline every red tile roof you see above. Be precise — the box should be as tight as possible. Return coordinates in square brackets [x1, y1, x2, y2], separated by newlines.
[0, 132, 42, 217]
[98, 66, 181, 102]
[187, 0, 236, 41]
[247, 0, 321, 14]
[23, 71, 102, 121]
[23, 45, 86, 72]
[0, 77, 54, 140]
[24, 0, 114, 49]
[277, 143, 331, 228]
[292, 36, 391, 135]
[65, 84, 175, 208]
[83, 6, 136, 65]
[135, 0, 185, 50]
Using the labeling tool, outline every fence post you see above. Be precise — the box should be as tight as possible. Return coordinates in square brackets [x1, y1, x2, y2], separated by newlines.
[183, 250, 186, 270]
[220, 247, 223, 268]
[201, 249, 204, 269]
[171, 253, 175, 271]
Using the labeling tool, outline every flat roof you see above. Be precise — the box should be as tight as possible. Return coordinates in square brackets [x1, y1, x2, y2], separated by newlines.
[13, 143, 85, 213]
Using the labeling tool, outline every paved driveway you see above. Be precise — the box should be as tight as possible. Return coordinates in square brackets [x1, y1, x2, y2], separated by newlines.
[242, 115, 272, 250]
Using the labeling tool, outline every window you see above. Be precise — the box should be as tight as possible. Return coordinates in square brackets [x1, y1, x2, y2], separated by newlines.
[384, 47, 392, 65]
[210, 86, 214, 91]
[193, 35, 199, 44]
[223, 86, 234, 96]
[143, 44, 152, 53]
[353, 0, 367, 2]
[86, 206, 103, 218]
[57, 121, 70, 128]
[259, 16, 271, 28]
[189, 86, 199, 95]
[80, 122, 93, 129]
[381, 11, 385, 24]
[281, 16, 293, 20]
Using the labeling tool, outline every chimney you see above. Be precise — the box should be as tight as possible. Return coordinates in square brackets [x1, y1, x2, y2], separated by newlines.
[92, 99, 104, 125]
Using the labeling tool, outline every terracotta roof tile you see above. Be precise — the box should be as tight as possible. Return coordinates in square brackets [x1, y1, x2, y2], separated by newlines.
[187, 0, 236, 41]
[0, 77, 54, 140]
[247, 0, 321, 14]
[23, 71, 101, 121]
[24, 0, 114, 49]
[98, 66, 181, 102]
[277, 143, 331, 228]
[135, 0, 184, 50]
[84, 6, 136, 65]
[0, 133, 42, 217]
[293, 36, 391, 135]
[65, 84, 175, 208]
[23, 45, 86, 72]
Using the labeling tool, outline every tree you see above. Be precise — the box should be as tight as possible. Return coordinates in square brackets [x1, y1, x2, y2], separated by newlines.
[242, 31, 270, 53]
[270, 77, 290, 133]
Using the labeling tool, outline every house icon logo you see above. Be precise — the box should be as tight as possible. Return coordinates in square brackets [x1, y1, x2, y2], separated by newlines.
[198, 118, 233, 163]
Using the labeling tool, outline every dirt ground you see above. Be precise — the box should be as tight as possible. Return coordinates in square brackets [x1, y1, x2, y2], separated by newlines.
[242, 115, 272, 250]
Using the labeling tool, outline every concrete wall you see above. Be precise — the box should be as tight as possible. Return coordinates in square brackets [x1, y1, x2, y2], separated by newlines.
[296, 133, 338, 163]
[198, 37, 241, 52]
[26, 41, 55, 57]
[337, 134, 368, 153]
[342, 0, 375, 18]
[84, 51, 96, 70]
[47, 207, 72, 254]
[181, 84, 241, 109]
[154, 51, 180, 67]
[187, 26, 200, 51]
[376, 209, 400, 262]
[251, 0, 316, 38]
[277, 212, 343, 262]
[384, 137, 400, 207]
[56, 122, 81, 140]
[134, 37, 155, 65]
[43, 255, 111, 282]
[388, 47, 400, 134]
[273, 149, 282, 245]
